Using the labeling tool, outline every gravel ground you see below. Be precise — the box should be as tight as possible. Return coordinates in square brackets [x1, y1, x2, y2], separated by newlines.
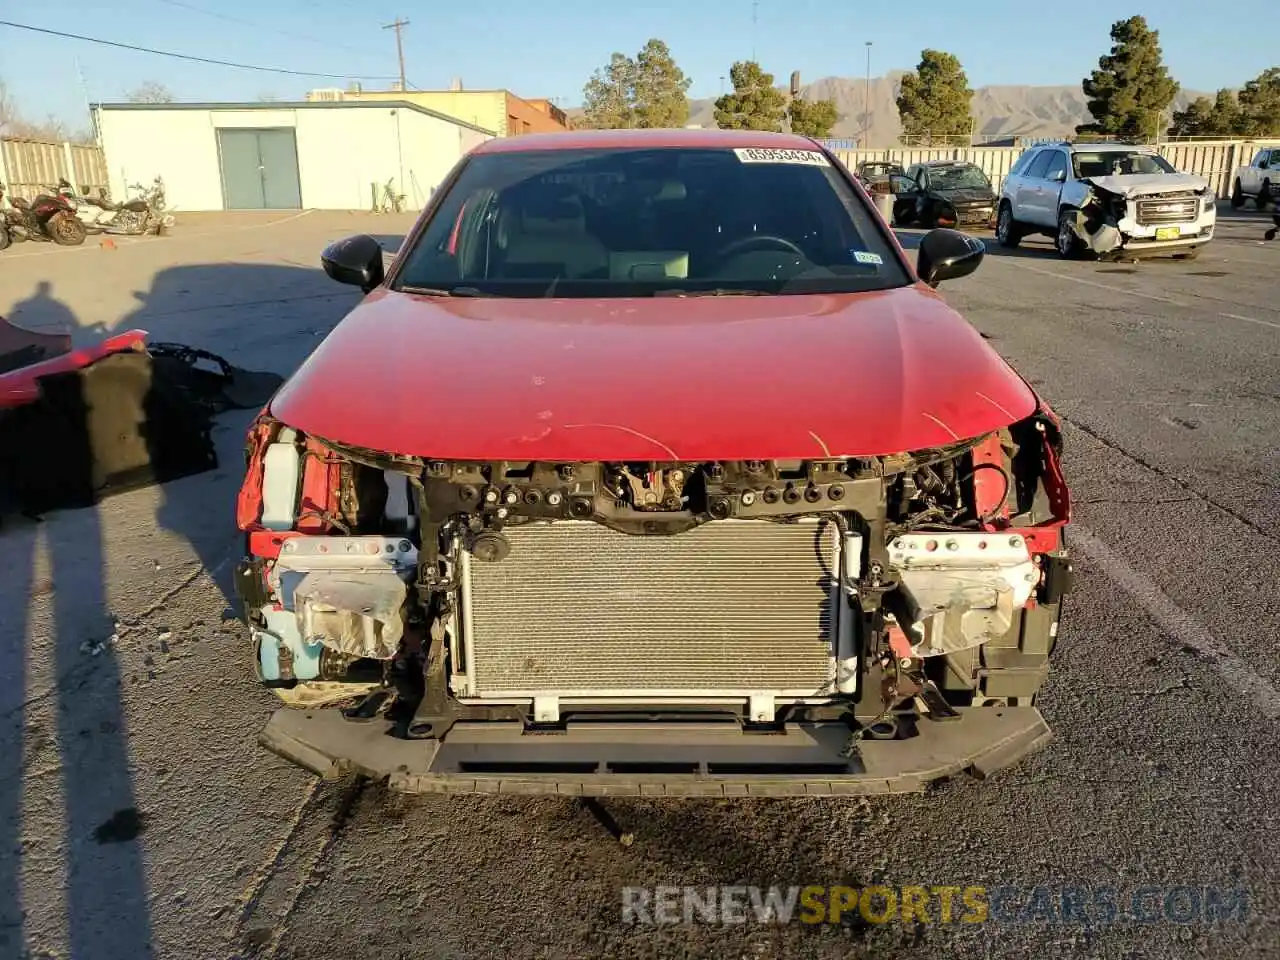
[0, 207, 1277, 960]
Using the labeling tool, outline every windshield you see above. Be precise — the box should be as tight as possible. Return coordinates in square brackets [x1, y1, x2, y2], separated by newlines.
[926, 164, 991, 190]
[1072, 151, 1176, 178]
[391, 146, 910, 297]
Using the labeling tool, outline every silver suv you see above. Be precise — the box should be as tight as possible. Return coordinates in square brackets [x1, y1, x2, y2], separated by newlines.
[996, 141, 1216, 259]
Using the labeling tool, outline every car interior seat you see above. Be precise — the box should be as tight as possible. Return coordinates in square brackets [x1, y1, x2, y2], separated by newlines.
[496, 185, 609, 279]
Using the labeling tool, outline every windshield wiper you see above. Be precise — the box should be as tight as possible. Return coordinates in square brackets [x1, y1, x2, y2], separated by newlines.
[652, 288, 773, 297]
[399, 285, 489, 297]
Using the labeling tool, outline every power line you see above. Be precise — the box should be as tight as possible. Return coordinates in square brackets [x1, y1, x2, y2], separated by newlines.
[0, 19, 401, 82]
[152, 0, 384, 61]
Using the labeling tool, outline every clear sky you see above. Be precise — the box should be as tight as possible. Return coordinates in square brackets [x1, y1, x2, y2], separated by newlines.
[2, 0, 1276, 132]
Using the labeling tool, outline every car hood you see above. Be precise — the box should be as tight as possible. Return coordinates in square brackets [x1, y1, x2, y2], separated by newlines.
[1083, 173, 1209, 198]
[268, 286, 1038, 461]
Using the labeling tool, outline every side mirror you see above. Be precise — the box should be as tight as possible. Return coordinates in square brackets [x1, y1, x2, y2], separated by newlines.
[916, 228, 985, 288]
[321, 234, 385, 293]
[1052, 169, 1068, 182]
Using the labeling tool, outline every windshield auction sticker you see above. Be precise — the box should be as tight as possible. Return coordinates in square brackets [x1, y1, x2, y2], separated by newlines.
[733, 147, 831, 166]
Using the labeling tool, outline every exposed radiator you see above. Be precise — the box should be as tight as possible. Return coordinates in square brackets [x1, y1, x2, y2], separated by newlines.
[455, 519, 844, 700]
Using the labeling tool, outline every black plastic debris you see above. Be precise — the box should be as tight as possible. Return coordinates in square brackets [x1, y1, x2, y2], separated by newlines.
[0, 342, 283, 518]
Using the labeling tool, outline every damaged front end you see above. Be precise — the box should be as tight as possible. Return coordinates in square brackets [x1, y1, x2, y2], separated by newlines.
[235, 409, 1073, 796]
[1063, 176, 1216, 258]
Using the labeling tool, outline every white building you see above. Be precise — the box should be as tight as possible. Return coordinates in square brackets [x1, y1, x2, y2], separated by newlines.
[92, 100, 495, 212]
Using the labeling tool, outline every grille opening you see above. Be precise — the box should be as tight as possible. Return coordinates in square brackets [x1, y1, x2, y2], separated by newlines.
[453, 759, 862, 776]
[458, 761, 599, 774]
[610, 762, 700, 774]
[708, 761, 856, 775]
[560, 712, 744, 725]
[1135, 197, 1198, 226]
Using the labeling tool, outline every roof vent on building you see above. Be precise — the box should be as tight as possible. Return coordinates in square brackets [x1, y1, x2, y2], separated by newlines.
[449, 77, 464, 91]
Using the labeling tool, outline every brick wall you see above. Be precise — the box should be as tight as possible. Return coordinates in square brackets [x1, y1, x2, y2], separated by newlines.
[504, 94, 568, 136]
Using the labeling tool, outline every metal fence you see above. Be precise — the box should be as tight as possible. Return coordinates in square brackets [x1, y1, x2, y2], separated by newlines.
[0, 137, 109, 203]
[830, 139, 1280, 196]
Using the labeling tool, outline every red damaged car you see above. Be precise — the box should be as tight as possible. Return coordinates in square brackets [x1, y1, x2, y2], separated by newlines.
[236, 129, 1073, 797]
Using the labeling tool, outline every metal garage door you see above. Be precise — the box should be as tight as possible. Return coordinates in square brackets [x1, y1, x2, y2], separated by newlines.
[217, 128, 302, 210]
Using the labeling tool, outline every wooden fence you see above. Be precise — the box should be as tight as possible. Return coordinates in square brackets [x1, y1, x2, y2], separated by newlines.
[830, 139, 1280, 196]
[0, 137, 109, 202]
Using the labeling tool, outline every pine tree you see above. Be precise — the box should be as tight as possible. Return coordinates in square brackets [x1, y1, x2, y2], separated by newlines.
[1167, 97, 1212, 137]
[1170, 89, 1248, 138]
[632, 39, 692, 129]
[581, 53, 637, 129]
[895, 50, 973, 142]
[581, 40, 692, 130]
[1238, 68, 1280, 137]
[788, 95, 839, 138]
[1077, 16, 1178, 138]
[713, 61, 788, 132]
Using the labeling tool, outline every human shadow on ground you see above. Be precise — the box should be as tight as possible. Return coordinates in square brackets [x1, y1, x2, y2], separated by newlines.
[0, 289, 152, 958]
[0, 253, 365, 956]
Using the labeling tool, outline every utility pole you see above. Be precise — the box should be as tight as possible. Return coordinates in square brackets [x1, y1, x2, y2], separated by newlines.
[382, 17, 409, 91]
[751, 0, 759, 61]
[864, 41, 872, 149]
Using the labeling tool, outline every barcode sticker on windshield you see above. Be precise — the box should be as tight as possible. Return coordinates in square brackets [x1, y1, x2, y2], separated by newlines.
[733, 147, 831, 166]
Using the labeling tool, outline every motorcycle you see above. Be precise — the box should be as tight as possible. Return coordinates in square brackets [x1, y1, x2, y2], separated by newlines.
[60, 176, 175, 237]
[0, 182, 86, 246]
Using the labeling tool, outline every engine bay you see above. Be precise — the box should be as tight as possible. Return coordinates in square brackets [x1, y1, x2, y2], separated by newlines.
[234, 410, 1072, 739]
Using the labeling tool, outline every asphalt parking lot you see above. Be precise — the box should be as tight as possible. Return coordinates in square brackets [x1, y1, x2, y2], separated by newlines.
[1, 206, 1278, 960]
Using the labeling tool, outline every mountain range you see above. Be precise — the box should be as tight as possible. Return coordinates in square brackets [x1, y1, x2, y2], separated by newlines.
[572, 74, 1209, 145]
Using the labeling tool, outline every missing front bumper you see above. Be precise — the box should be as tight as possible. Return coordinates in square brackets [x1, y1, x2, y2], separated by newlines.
[259, 705, 1052, 797]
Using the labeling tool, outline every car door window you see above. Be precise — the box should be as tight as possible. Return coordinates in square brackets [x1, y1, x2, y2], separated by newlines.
[1255, 149, 1270, 167]
[1043, 150, 1068, 183]
[1024, 150, 1053, 180]
[1009, 150, 1036, 176]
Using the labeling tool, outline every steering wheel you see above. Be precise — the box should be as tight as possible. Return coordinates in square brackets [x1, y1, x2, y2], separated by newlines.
[711, 233, 805, 262]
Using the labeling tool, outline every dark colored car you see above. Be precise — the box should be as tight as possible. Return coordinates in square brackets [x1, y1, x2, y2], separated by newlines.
[236, 129, 1073, 799]
[892, 161, 998, 229]
[856, 161, 904, 195]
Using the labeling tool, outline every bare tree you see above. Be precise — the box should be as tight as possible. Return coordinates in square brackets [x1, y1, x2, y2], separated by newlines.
[0, 78, 82, 140]
[126, 81, 175, 104]
[0, 79, 23, 136]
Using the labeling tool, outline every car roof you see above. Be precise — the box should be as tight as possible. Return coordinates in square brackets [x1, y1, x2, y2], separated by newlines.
[919, 160, 979, 167]
[470, 127, 824, 155]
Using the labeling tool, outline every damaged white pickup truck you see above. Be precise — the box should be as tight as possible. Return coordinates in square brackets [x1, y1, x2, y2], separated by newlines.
[996, 141, 1216, 260]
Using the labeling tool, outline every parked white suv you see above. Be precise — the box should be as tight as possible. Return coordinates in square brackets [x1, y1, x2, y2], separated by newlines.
[996, 141, 1216, 259]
